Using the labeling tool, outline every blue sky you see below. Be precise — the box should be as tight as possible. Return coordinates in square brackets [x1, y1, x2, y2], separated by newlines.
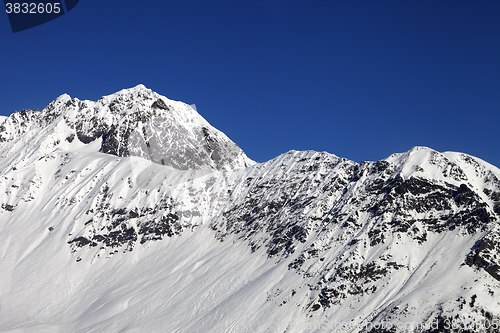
[1, 0, 499, 167]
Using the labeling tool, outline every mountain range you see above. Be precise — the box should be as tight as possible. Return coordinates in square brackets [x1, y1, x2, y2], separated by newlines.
[0, 85, 499, 332]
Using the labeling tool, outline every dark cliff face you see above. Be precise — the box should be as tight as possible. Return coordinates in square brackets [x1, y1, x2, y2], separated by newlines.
[466, 228, 500, 281]
[99, 108, 247, 171]
[208, 150, 499, 311]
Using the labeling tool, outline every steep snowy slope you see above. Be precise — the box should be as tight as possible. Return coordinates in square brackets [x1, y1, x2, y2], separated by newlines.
[0, 87, 499, 332]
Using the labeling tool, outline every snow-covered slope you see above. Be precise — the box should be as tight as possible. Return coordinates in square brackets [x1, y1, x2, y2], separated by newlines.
[0, 87, 499, 332]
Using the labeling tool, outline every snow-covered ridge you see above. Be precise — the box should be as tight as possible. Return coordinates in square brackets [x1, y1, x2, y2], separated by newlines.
[0, 84, 254, 171]
[0, 87, 499, 332]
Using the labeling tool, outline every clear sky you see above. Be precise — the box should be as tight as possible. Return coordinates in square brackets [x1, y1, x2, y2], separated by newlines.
[1, 0, 499, 167]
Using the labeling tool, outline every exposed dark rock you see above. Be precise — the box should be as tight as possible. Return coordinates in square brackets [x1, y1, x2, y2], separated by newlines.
[151, 99, 169, 110]
[1, 203, 15, 212]
[139, 213, 181, 243]
[101, 124, 129, 156]
[75, 118, 109, 144]
[68, 194, 182, 254]
[466, 229, 500, 281]
[68, 236, 96, 248]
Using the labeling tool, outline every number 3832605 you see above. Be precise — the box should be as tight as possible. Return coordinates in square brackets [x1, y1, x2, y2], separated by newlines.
[5, 3, 62, 14]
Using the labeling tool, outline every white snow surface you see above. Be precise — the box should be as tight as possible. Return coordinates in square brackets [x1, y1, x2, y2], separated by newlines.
[0, 88, 499, 332]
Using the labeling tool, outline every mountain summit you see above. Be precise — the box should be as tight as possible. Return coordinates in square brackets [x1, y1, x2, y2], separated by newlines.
[0, 87, 499, 332]
[0, 84, 254, 171]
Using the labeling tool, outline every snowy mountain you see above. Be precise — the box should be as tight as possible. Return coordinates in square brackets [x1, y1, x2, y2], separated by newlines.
[0, 86, 499, 332]
[0, 84, 253, 172]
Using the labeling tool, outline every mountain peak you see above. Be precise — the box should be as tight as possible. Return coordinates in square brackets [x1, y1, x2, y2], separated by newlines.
[0, 87, 255, 171]
[56, 92, 72, 101]
[111, 84, 153, 99]
[133, 83, 148, 90]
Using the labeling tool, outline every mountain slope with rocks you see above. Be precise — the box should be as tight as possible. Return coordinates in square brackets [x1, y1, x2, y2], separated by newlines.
[0, 86, 499, 333]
